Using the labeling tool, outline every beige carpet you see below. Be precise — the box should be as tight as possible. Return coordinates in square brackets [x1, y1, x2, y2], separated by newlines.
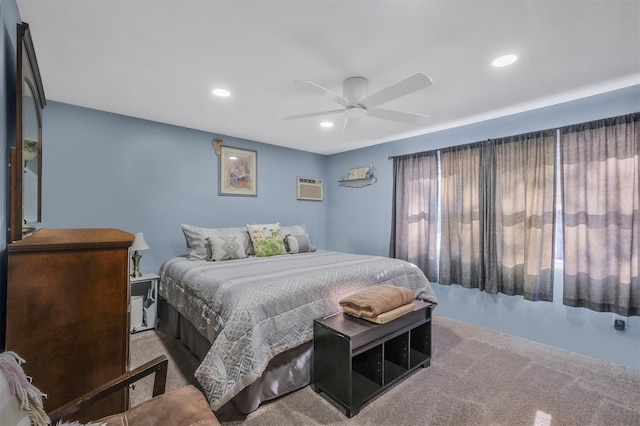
[130, 315, 640, 425]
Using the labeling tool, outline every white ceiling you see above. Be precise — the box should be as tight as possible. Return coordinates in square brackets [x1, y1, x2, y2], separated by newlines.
[16, 0, 640, 155]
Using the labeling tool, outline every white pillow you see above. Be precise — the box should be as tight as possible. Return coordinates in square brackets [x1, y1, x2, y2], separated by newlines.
[181, 224, 210, 260]
[208, 235, 248, 261]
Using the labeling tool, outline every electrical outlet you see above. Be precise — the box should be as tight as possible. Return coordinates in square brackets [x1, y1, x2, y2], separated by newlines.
[613, 314, 627, 331]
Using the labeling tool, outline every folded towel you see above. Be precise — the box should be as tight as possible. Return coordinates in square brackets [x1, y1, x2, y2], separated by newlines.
[344, 302, 416, 324]
[339, 284, 416, 318]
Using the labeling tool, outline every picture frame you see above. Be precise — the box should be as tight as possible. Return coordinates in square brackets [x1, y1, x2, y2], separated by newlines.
[347, 168, 360, 180]
[356, 166, 370, 179]
[219, 146, 257, 196]
[347, 166, 371, 180]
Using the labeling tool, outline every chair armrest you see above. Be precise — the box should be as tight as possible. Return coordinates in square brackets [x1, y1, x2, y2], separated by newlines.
[47, 355, 168, 424]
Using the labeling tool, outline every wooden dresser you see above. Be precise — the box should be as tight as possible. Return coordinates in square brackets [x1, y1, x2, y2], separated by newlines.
[6, 228, 134, 421]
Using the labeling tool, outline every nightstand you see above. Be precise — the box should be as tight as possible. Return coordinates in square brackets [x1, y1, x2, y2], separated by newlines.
[130, 273, 159, 333]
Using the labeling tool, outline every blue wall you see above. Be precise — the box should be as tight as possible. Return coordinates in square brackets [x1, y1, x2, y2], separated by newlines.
[4, 0, 638, 368]
[41, 88, 640, 369]
[327, 85, 640, 369]
[42, 102, 327, 272]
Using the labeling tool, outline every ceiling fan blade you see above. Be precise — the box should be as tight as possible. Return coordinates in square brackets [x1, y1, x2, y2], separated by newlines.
[295, 80, 352, 107]
[359, 72, 433, 108]
[342, 116, 360, 138]
[367, 108, 430, 125]
[280, 109, 345, 121]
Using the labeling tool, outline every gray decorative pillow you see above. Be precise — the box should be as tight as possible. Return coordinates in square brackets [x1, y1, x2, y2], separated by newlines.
[207, 235, 248, 261]
[284, 234, 316, 254]
[209, 227, 254, 256]
[181, 224, 253, 260]
[281, 224, 316, 253]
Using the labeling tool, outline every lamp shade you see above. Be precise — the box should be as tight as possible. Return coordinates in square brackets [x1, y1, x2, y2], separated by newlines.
[23, 139, 38, 162]
[131, 232, 150, 251]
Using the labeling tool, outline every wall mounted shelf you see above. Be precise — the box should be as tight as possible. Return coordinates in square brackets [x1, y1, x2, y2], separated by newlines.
[338, 177, 377, 188]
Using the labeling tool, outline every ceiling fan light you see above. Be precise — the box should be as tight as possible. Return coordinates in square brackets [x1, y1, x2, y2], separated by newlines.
[492, 54, 518, 67]
[212, 88, 231, 97]
[344, 106, 367, 119]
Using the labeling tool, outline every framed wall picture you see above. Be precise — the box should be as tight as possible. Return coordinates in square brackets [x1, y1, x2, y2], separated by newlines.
[356, 166, 370, 179]
[219, 146, 257, 196]
[347, 166, 370, 180]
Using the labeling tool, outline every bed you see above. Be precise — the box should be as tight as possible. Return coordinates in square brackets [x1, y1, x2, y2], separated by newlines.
[158, 224, 438, 414]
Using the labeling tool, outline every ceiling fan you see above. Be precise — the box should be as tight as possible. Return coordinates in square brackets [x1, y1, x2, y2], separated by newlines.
[281, 72, 433, 133]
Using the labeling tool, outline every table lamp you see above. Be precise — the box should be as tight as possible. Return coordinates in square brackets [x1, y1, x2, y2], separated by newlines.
[131, 232, 149, 277]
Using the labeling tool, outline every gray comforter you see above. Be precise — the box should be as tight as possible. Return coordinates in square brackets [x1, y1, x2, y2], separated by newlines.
[159, 250, 437, 410]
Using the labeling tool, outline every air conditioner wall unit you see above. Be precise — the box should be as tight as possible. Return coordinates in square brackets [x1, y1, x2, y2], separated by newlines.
[297, 177, 323, 201]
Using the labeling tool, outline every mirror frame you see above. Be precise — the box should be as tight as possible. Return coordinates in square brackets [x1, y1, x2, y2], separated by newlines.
[10, 22, 46, 242]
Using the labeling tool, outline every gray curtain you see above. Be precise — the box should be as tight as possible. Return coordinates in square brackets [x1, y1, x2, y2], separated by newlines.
[438, 134, 556, 299]
[390, 152, 438, 282]
[483, 132, 556, 301]
[561, 113, 640, 316]
[439, 143, 483, 288]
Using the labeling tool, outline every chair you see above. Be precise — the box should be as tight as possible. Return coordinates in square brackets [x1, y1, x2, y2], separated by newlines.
[0, 351, 220, 426]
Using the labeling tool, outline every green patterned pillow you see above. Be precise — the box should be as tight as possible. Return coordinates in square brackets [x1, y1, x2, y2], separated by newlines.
[246, 223, 286, 257]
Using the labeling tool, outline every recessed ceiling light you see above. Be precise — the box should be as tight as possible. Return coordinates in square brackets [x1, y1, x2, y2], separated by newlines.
[320, 121, 334, 128]
[212, 88, 231, 97]
[492, 54, 518, 67]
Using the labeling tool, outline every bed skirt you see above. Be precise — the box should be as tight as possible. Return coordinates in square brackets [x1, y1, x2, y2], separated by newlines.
[157, 299, 312, 414]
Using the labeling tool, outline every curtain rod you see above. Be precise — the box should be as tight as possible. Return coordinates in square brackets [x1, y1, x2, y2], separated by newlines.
[387, 112, 637, 161]
[388, 149, 439, 161]
[387, 125, 563, 161]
